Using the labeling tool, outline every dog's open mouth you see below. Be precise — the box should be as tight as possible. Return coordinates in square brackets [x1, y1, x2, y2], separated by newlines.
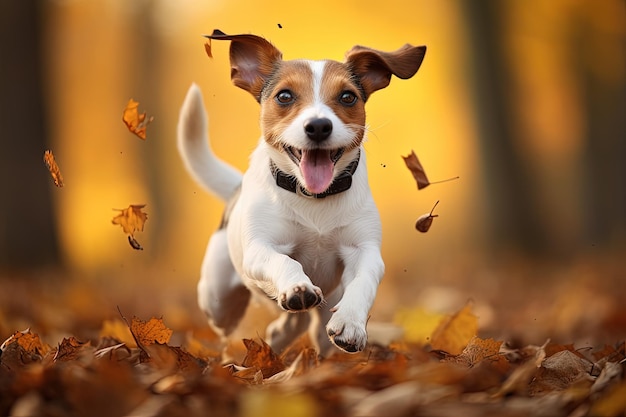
[285, 146, 345, 194]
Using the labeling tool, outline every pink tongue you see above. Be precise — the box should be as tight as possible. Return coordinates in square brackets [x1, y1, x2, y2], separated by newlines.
[300, 149, 334, 194]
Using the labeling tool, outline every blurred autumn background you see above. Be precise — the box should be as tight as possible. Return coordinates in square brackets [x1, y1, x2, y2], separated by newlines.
[1, 0, 625, 350]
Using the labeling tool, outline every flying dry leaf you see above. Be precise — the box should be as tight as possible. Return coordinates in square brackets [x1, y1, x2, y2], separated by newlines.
[402, 150, 459, 190]
[402, 150, 430, 190]
[43, 150, 64, 187]
[241, 338, 286, 379]
[204, 40, 212, 58]
[122, 99, 154, 140]
[415, 200, 440, 233]
[430, 301, 478, 355]
[128, 235, 143, 251]
[112, 204, 147, 235]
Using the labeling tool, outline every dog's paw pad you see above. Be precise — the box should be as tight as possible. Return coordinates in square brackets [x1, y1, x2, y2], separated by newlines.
[327, 322, 367, 353]
[280, 285, 322, 311]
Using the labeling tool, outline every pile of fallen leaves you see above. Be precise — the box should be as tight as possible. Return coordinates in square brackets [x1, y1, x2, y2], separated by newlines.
[2, 304, 625, 417]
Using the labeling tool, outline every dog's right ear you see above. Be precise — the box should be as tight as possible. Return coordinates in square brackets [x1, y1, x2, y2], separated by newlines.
[205, 30, 282, 102]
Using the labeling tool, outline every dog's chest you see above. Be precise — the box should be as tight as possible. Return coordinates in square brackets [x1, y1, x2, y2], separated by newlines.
[288, 227, 345, 293]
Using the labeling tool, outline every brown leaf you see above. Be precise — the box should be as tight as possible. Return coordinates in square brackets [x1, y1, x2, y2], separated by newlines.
[430, 301, 478, 355]
[112, 204, 148, 237]
[127, 235, 143, 251]
[53, 337, 92, 363]
[129, 316, 173, 348]
[204, 40, 212, 58]
[241, 338, 285, 379]
[43, 150, 64, 187]
[415, 200, 440, 233]
[451, 336, 503, 367]
[0, 329, 51, 369]
[528, 350, 594, 395]
[402, 150, 430, 190]
[122, 99, 154, 140]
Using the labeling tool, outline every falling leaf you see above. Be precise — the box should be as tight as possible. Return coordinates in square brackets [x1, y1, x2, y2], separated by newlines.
[415, 200, 440, 233]
[128, 235, 143, 251]
[402, 150, 430, 189]
[402, 150, 459, 190]
[277, 23, 283, 28]
[112, 205, 148, 249]
[430, 301, 478, 355]
[122, 99, 154, 140]
[204, 40, 212, 58]
[43, 150, 64, 187]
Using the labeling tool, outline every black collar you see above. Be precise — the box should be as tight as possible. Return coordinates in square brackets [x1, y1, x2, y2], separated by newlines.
[270, 150, 360, 199]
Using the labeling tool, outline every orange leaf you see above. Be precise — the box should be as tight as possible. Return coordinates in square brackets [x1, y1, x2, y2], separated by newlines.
[451, 336, 504, 367]
[129, 316, 173, 347]
[430, 301, 478, 355]
[122, 98, 154, 140]
[111, 204, 148, 236]
[0, 329, 51, 369]
[241, 338, 285, 379]
[402, 150, 430, 189]
[43, 150, 64, 187]
[204, 40, 212, 58]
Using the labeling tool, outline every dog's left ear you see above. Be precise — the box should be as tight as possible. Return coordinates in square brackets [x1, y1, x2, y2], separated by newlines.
[205, 29, 283, 102]
[345, 44, 426, 100]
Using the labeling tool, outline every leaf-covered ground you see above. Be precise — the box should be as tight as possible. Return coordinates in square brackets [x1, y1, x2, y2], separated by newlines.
[1, 258, 625, 417]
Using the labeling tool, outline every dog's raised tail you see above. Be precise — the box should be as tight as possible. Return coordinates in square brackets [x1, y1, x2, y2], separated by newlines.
[177, 84, 243, 202]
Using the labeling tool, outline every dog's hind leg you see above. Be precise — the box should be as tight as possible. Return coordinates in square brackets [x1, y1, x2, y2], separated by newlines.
[197, 228, 250, 337]
[266, 311, 311, 353]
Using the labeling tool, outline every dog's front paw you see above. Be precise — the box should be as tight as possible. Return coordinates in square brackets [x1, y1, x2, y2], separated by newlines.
[326, 316, 367, 353]
[279, 283, 323, 311]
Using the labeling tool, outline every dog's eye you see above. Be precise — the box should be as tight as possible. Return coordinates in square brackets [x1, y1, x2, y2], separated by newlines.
[276, 90, 295, 105]
[339, 91, 358, 106]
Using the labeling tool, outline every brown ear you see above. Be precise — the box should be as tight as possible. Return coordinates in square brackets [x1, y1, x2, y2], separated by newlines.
[345, 44, 426, 100]
[205, 29, 282, 102]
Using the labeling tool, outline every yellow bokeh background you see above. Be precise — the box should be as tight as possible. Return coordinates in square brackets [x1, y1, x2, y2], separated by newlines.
[28, 0, 624, 335]
[44, 0, 478, 276]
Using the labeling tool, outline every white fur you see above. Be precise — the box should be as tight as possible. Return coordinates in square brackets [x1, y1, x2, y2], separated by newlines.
[178, 78, 384, 355]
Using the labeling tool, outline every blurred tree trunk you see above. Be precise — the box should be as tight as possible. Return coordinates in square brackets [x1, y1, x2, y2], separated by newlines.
[574, 9, 626, 249]
[461, 2, 547, 256]
[0, 1, 61, 268]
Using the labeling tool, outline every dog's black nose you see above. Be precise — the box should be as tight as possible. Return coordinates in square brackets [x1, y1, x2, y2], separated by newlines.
[304, 118, 332, 142]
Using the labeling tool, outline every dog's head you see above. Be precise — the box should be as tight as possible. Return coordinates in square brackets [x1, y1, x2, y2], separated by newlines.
[206, 30, 426, 196]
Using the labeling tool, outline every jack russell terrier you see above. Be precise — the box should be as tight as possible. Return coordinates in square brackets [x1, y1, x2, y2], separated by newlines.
[178, 30, 426, 355]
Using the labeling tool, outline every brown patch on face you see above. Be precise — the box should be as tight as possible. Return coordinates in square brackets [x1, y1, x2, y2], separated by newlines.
[261, 61, 314, 150]
[320, 61, 367, 149]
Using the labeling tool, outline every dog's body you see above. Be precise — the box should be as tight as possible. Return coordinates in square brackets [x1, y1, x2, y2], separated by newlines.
[178, 30, 425, 355]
